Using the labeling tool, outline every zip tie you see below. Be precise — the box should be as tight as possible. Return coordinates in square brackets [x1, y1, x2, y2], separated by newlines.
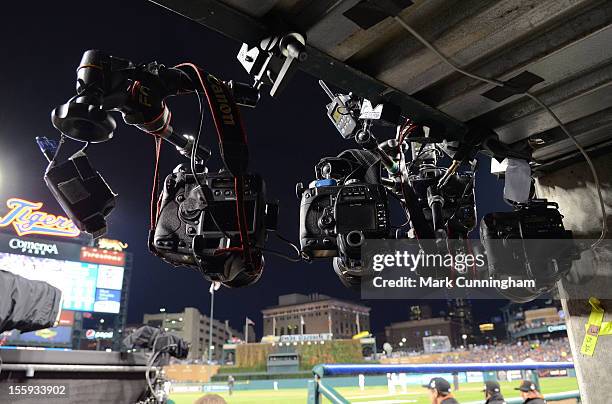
[580, 297, 604, 356]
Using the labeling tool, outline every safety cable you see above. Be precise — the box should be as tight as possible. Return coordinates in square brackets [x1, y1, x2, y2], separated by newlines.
[49, 134, 66, 166]
[150, 137, 162, 230]
[270, 231, 308, 262]
[145, 341, 177, 403]
[393, 15, 608, 249]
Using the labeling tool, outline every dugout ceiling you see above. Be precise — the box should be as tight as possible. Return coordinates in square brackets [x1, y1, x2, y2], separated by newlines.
[150, 0, 612, 168]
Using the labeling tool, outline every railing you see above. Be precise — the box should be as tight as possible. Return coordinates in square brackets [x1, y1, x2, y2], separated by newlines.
[308, 362, 578, 404]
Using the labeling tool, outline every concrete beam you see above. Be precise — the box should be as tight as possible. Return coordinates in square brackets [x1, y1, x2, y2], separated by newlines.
[536, 154, 612, 404]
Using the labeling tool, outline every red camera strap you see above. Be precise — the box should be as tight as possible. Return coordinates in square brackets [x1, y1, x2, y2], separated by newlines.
[175, 64, 253, 265]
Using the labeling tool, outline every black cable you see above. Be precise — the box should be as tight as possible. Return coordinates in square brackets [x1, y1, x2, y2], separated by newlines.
[266, 231, 310, 262]
[260, 247, 304, 263]
[145, 341, 177, 403]
[272, 231, 301, 256]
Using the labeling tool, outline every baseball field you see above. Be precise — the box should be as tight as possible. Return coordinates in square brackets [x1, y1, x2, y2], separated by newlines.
[169, 376, 578, 404]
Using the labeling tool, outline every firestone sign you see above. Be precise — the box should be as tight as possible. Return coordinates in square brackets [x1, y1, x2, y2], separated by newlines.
[0, 198, 80, 238]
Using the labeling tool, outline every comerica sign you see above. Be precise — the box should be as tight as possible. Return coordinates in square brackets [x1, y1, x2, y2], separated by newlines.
[0, 197, 80, 238]
[9, 238, 59, 256]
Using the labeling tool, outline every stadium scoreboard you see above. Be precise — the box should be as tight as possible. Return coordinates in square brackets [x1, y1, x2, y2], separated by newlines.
[0, 233, 126, 314]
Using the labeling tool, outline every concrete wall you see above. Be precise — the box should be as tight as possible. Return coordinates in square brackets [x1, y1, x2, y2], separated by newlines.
[536, 154, 612, 404]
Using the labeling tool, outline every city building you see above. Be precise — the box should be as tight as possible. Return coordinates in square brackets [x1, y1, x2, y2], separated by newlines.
[447, 299, 475, 343]
[409, 305, 432, 321]
[142, 307, 243, 361]
[261, 293, 370, 339]
[385, 317, 462, 351]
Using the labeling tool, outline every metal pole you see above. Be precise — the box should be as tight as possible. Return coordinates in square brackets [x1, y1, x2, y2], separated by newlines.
[208, 288, 215, 363]
[96, 322, 101, 351]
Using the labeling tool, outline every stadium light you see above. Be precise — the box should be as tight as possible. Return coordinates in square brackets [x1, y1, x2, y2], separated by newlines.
[399, 342, 404, 347]
[159, 308, 166, 313]
[401, 337, 407, 343]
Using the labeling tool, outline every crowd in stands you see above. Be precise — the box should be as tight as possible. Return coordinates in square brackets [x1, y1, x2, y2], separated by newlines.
[383, 337, 572, 364]
[438, 337, 572, 363]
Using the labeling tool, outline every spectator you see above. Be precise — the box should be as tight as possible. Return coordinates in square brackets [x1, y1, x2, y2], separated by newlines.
[483, 381, 506, 404]
[193, 394, 226, 404]
[423, 377, 460, 404]
[515, 380, 545, 404]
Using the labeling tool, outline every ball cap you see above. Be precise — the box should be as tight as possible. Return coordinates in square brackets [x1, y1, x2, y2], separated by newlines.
[515, 380, 538, 392]
[423, 377, 451, 393]
[482, 380, 501, 393]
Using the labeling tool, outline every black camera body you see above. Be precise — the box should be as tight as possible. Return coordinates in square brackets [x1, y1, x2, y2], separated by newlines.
[299, 180, 389, 259]
[480, 199, 578, 301]
[43, 150, 116, 239]
[152, 167, 272, 287]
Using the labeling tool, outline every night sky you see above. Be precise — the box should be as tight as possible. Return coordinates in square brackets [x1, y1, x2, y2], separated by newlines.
[0, 1, 514, 337]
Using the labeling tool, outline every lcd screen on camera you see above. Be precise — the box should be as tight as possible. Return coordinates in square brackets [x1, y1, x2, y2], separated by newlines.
[336, 204, 376, 232]
[202, 201, 256, 233]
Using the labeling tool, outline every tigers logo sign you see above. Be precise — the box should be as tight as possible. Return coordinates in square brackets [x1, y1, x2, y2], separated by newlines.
[0, 198, 80, 238]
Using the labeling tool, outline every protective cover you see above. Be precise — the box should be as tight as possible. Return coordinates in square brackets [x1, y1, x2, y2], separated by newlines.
[0, 269, 62, 333]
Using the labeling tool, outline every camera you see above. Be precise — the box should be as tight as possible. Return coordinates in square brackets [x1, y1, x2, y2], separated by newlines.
[48, 50, 277, 288]
[39, 140, 116, 239]
[151, 165, 276, 287]
[298, 180, 389, 259]
[480, 199, 579, 301]
[298, 152, 390, 261]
